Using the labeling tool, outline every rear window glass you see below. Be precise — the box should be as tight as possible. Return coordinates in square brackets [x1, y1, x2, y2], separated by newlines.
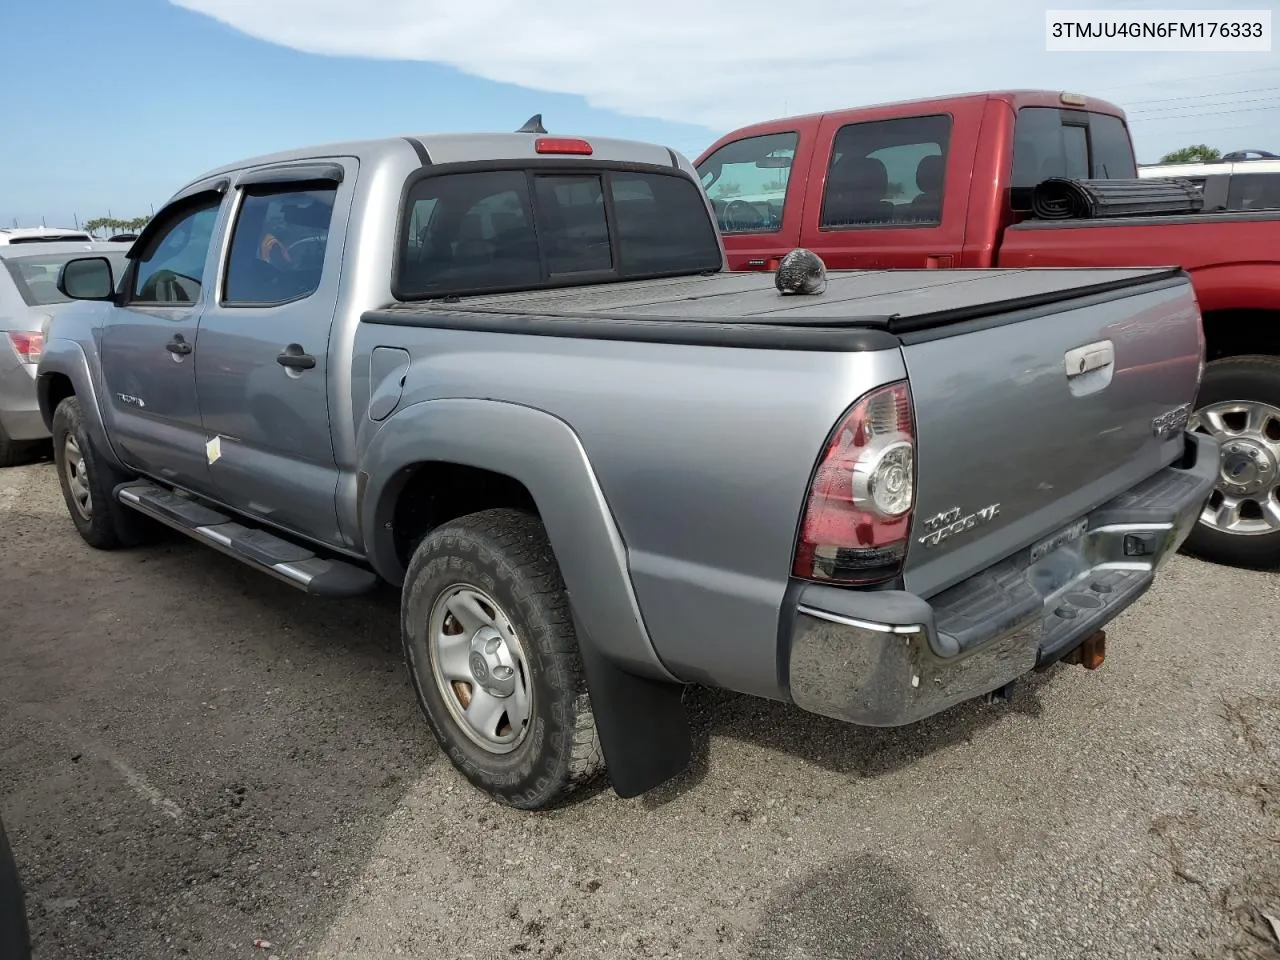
[1011, 108, 1137, 209]
[3, 251, 128, 305]
[396, 168, 722, 299]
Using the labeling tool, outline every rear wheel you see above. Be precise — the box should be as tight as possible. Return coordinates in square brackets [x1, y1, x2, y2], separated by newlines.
[1183, 355, 1280, 569]
[51, 396, 156, 549]
[400, 508, 603, 809]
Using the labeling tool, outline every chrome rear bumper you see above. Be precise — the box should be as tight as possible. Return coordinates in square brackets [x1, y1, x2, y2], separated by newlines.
[785, 431, 1218, 727]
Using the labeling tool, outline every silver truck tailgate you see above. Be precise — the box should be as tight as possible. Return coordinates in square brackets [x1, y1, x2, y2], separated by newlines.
[898, 276, 1203, 599]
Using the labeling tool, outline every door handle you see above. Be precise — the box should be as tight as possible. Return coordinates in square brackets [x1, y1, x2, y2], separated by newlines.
[276, 345, 316, 370]
[165, 336, 192, 356]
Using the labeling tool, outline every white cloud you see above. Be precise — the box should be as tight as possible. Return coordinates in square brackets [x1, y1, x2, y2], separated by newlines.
[172, 0, 1279, 157]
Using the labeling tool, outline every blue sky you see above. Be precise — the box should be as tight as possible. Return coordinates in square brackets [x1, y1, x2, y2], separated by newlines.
[4, 0, 1278, 229]
[0, 0, 715, 228]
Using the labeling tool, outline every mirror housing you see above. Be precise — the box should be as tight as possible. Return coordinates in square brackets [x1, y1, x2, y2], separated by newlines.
[58, 257, 116, 301]
[755, 156, 792, 169]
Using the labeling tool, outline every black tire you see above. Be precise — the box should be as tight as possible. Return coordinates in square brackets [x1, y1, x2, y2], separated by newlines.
[1182, 355, 1280, 569]
[401, 508, 603, 809]
[0, 817, 32, 960]
[50, 396, 156, 550]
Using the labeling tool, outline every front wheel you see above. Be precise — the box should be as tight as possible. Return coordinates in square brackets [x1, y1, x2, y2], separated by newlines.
[400, 508, 603, 809]
[50, 396, 156, 549]
[1183, 355, 1280, 569]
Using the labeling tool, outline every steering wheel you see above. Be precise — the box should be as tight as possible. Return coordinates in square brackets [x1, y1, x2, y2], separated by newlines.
[285, 236, 324, 262]
[723, 199, 764, 232]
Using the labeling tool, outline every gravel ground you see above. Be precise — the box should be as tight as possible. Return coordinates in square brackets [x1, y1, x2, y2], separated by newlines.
[2, 459, 1279, 960]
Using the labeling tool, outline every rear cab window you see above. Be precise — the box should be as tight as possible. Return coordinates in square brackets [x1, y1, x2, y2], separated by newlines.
[394, 167, 721, 300]
[1011, 108, 1137, 210]
[695, 132, 798, 235]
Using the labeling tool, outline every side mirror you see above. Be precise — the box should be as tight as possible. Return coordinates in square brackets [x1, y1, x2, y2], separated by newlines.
[57, 257, 116, 301]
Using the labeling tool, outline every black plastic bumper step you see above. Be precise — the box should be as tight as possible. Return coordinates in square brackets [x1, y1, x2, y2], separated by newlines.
[115, 481, 377, 598]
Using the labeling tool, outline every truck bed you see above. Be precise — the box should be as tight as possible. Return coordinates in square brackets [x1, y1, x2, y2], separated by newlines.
[367, 267, 1180, 343]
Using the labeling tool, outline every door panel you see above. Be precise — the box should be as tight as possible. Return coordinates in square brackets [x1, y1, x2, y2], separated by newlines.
[195, 165, 354, 546]
[99, 194, 225, 491]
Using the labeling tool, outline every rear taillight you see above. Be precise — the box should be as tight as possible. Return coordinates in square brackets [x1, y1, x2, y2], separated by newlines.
[793, 381, 915, 585]
[6, 331, 43, 364]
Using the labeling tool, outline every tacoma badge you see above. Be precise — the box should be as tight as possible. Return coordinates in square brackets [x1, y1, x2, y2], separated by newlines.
[1151, 402, 1191, 441]
[918, 503, 1002, 548]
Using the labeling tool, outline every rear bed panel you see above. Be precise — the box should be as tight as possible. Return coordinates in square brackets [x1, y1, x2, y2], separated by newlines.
[900, 279, 1203, 599]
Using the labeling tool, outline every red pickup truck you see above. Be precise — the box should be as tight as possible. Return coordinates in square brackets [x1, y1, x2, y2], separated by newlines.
[695, 89, 1280, 570]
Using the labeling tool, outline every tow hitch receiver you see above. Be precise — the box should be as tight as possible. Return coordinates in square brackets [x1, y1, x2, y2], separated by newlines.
[1064, 630, 1107, 670]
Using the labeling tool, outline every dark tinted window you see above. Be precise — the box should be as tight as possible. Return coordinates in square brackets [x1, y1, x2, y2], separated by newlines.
[224, 186, 336, 305]
[395, 168, 721, 300]
[132, 200, 221, 305]
[1087, 113, 1136, 179]
[533, 175, 611, 274]
[1227, 173, 1280, 211]
[1012, 107, 1137, 209]
[821, 115, 951, 228]
[695, 132, 798, 234]
[613, 172, 721, 274]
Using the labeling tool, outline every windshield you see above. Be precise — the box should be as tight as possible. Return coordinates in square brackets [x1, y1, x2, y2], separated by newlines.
[395, 167, 722, 300]
[3, 251, 130, 306]
[1011, 107, 1137, 210]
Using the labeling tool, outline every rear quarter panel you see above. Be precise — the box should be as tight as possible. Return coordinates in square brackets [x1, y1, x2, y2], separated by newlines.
[356, 324, 905, 700]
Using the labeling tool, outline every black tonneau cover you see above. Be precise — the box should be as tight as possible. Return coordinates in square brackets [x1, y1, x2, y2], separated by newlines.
[365, 267, 1186, 350]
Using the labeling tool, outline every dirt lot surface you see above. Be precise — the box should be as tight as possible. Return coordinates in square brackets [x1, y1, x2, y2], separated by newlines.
[2, 459, 1279, 960]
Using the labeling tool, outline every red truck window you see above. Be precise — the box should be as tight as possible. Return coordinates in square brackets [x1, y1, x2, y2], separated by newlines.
[696, 132, 798, 235]
[1011, 108, 1136, 210]
[819, 115, 951, 230]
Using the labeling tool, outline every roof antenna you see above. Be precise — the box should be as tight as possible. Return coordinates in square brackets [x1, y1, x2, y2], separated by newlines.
[517, 114, 547, 134]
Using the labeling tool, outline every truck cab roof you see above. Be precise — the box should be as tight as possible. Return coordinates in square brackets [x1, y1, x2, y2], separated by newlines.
[176, 132, 693, 199]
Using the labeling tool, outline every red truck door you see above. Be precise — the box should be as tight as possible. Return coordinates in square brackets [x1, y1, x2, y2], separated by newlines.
[796, 100, 987, 269]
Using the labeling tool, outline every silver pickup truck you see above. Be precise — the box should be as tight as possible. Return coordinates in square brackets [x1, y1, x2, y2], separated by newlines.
[38, 128, 1219, 810]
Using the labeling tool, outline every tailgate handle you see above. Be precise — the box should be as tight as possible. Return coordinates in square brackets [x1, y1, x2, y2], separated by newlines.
[1065, 340, 1114, 378]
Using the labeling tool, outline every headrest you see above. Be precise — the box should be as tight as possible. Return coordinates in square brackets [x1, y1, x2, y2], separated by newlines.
[830, 156, 889, 197]
[915, 155, 945, 194]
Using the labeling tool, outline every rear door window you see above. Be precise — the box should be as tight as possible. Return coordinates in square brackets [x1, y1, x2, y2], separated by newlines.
[1011, 107, 1137, 209]
[820, 115, 951, 228]
[223, 186, 337, 305]
[395, 167, 721, 299]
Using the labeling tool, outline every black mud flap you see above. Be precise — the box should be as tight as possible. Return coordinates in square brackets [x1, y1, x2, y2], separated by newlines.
[573, 615, 692, 798]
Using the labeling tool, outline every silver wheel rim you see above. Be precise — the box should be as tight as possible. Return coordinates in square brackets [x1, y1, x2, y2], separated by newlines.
[1190, 400, 1280, 536]
[426, 584, 533, 754]
[62, 434, 92, 521]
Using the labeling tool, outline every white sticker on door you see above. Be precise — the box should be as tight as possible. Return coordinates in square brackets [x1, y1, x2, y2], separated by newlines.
[206, 435, 222, 465]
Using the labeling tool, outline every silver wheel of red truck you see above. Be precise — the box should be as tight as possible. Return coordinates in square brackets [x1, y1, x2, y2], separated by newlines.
[1184, 356, 1280, 569]
[400, 508, 604, 809]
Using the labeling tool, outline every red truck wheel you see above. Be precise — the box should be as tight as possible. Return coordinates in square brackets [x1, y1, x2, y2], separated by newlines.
[1183, 355, 1280, 569]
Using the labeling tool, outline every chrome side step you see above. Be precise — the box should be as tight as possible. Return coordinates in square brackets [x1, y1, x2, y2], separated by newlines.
[115, 481, 378, 598]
